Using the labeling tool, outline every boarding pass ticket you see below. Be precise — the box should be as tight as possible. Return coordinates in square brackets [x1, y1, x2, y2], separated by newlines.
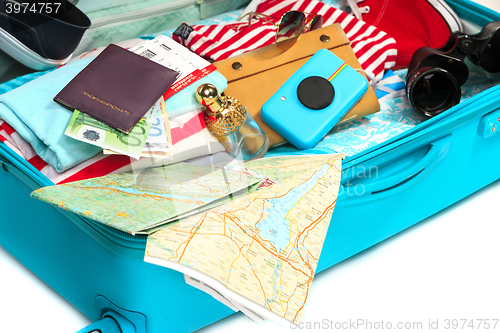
[130, 35, 216, 100]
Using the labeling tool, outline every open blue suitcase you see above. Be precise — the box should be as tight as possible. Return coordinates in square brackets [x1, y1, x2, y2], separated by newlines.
[1, 1, 500, 332]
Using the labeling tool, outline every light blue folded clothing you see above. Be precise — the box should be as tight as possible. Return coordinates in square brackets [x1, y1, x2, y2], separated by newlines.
[0, 58, 101, 172]
[164, 71, 227, 118]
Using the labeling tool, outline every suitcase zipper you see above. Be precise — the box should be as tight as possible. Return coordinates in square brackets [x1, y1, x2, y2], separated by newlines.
[196, 0, 238, 19]
[87, 0, 224, 31]
[61, 209, 147, 259]
[0, 144, 147, 258]
[88, 0, 198, 31]
[343, 84, 500, 170]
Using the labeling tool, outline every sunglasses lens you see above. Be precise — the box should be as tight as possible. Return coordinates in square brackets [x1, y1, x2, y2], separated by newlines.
[408, 68, 461, 117]
[480, 29, 500, 73]
[310, 15, 323, 31]
[276, 11, 305, 50]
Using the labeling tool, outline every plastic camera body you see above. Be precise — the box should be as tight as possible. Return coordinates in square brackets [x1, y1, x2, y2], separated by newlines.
[261, 49, 368, 150]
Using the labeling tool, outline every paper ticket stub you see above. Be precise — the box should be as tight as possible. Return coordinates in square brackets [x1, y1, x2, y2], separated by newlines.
[130, 35, 217, 100]
[143, 97, 171, 155]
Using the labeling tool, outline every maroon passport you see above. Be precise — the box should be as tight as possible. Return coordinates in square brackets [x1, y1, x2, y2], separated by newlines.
[54, 44, 179, 133]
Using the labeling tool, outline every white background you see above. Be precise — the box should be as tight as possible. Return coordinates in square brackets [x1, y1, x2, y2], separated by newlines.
[1, 1, 500, 332]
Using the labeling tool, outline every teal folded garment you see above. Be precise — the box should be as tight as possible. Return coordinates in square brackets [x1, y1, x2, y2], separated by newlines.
[164, 71, 227, 118]
[0, 58, 101, 172]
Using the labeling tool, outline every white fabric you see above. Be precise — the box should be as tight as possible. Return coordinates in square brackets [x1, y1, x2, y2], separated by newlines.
[341, 0, 369, 20]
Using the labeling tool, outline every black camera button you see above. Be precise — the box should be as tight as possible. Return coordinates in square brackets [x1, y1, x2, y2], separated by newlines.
[297, 76, 334, 110]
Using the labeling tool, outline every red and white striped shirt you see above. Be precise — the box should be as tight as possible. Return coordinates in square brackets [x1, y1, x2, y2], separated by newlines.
[173, 0, 397, 81]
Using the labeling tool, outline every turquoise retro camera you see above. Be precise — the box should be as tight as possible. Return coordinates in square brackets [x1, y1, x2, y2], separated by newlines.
[261, 49, 368, 150]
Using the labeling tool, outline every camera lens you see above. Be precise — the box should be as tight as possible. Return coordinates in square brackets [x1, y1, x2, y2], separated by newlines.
[407, 68, 461, 117]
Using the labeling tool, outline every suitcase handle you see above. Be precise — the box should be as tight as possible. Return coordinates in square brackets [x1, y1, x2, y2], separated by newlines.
[341, 135, 453, 207]
[76, 311, 136, 333]
[75, 317, 120, 333]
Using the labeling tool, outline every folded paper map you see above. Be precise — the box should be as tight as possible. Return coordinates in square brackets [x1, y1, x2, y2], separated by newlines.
[31, 162, 263, 234]
[145, 154, 344, 325]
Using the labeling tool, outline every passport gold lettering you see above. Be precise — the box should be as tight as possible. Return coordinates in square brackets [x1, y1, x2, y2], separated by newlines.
[83, 92, 131, 115]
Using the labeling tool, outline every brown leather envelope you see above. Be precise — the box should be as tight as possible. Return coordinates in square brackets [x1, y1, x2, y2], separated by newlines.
[214, 24, 380, 147]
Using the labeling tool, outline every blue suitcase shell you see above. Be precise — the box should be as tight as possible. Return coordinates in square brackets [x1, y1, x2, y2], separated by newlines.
[1, 1, 500, 332]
